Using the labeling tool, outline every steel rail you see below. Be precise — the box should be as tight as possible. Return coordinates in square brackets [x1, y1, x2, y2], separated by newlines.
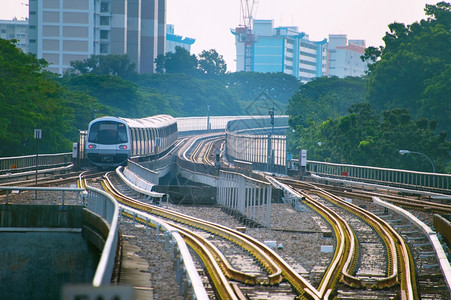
[282, 176, 451, 217]
[78, 172, 212, 299]
[164, 220, 258, 285]
[275, 177, 419, 299]
[101, 177, 247, 299]
[180, 230, 242, 300]
[267, 176, 359, 296]
[118, 209, 215, 300]
[309, 187, 399, 289]
[102, 173, 283, 283]
[295, 189, 357, 297]
[102, 172, 322, 299]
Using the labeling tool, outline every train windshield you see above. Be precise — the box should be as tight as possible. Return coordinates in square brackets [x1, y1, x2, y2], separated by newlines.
[88, 121, 128, 144]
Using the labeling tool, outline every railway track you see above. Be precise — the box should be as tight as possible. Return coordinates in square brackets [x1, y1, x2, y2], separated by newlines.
[95, 171, 322, 299]
[0, 170, 81, 187]
[188, 135, 224, 165]
[274, 177, 450, 299]
[304, 177, 451, 215]
[76, 147, 449, 299]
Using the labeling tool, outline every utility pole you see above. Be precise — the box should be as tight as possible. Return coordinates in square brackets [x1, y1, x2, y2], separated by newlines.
[34, 129, 42, 200]
[267, 107, 274, 172]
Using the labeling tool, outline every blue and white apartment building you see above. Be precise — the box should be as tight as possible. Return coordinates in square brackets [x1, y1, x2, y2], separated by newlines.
[233, 19, 367, 82]
[166, 24, 195, 54]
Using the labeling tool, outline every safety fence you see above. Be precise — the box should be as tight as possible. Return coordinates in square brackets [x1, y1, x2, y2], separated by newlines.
[217, 170, 272, 228]
[84, 185, 120, 287]
[307, 160, 451, 194]
[226, 132, 287, 174]
[0, 152, 73, 174]
[225, 116, 289, 174]
[176, 115, 274, 134]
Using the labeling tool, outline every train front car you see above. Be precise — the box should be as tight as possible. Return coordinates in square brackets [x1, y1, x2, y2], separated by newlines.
[85, 117, 131, 167]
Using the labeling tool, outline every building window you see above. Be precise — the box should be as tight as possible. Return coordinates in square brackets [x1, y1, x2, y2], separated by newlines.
[100, 16, 109, 26]
[30, 25, 36, 29]
[101, 3, 109, 12]
[30, 11, 36, 15]
[100, 43, 108, 53]
[29, 39, 36, 43]
[100, 30, 108, 39]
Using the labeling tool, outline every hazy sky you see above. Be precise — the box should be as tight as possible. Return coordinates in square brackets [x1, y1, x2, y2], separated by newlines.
[1, 0, 439, 71]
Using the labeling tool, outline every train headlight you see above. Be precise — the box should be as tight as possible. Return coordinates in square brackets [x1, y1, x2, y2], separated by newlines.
[88, 144, 97, 149]
[119, 145, 127, 150]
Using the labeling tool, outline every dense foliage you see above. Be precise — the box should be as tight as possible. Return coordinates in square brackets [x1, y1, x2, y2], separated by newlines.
[65, 54, 136, 78]
[363, 1, 451, 137]
[289, 103, 450, 172]
[287, 76, 367, 128]
[288, 2, 451, 172]
[0, 39, 79, 156]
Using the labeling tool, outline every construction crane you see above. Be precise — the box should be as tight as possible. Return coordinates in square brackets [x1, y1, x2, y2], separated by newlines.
[240, 0, 259, 29]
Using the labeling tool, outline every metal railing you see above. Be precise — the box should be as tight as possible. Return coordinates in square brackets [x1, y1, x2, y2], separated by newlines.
[0, 152, 72, 174]
[217, 170, 272, 228]
[84, 185, 120, 287]
[373, 196, 451, 298]
[176, 115, 275, 133]
[0, 186, 84, 205]
[119, 205, 209, 299]
[307, 160, 451, 193]
[225, 116, 289, 174]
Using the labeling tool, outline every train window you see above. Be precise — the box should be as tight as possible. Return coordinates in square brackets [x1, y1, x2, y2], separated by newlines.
[145, 128, 150, 153]
[131, 128, 137, 155]
[88, 121, 128, 145]
[139, 128, 144, 155]
[118, 124, 128, 143]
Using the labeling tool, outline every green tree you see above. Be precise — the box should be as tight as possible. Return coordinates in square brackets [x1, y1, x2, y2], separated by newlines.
[224, 71, 300, 103]
[0, 39, 74, 155]
[135, 73, 242, 116]
[287, 76, 367, 129]
[289, 104, 451, 172]
[155, 46, 198, 76]
[364, 2, 451, 137]
[60, 74, 145, 118]
[66, 54, 136, 78]
[198, 49, 227, 77]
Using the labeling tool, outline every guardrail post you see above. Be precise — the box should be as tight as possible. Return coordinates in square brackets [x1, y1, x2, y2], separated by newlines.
[165, 231, 170, 251]
[156, 224, 161, 242]
[266, 184, 272, 228]
[175, 256, 182, 283]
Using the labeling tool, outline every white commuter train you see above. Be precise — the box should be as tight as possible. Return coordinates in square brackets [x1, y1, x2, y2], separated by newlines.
[85, 115, 178, 167]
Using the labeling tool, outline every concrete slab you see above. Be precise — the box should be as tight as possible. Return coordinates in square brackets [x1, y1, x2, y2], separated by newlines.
[120, 240, 154, 300]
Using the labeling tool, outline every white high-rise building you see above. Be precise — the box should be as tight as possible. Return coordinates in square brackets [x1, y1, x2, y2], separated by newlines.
[327, 34, 368, 78]
[28, 0, 166, 75]
[0, 19, 29, 53]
